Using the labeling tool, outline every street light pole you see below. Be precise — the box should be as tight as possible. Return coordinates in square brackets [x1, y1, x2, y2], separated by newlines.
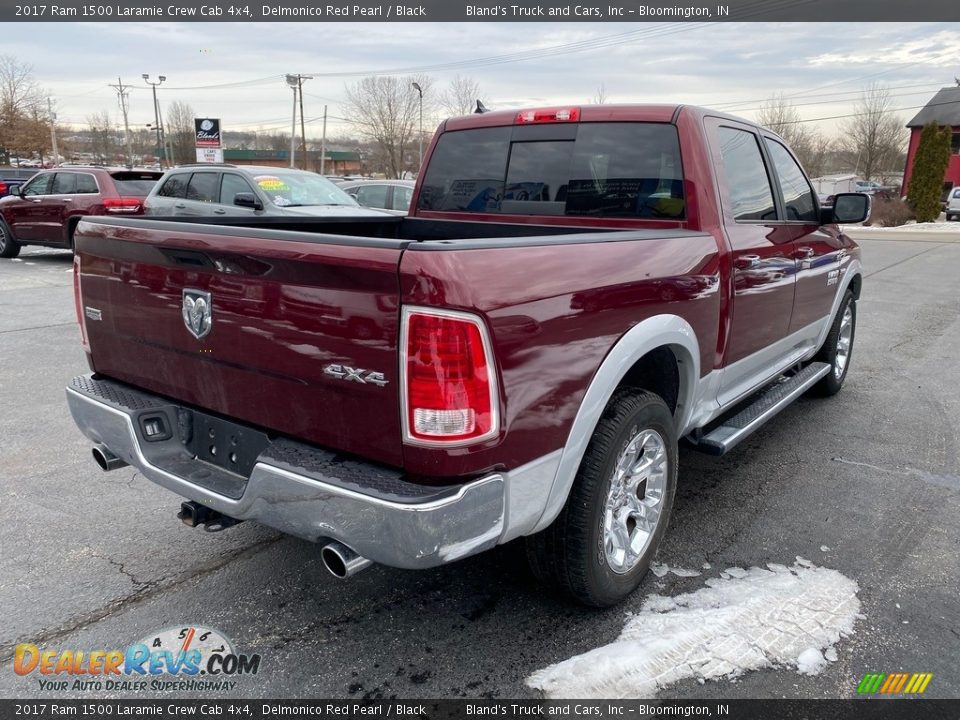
[285, 75, 298, 168]
[297, 74, 313, 171]
[411, 82, 423, 174]
[142, 74, 166, 167]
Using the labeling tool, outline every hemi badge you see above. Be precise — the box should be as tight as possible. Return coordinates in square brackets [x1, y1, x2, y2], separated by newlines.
[85, 307, 102, 321]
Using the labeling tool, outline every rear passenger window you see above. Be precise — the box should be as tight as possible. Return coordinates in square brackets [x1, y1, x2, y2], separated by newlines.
[355, 185, 389, 208]
[391, 185, 413, 210]
[186, 173, 219, 203]
[716, 127, 776, 222]
[75, 174, 99, 194]
[766, 139, 817, 222]
[51, 173, 77, 194]
[157, 175, 187, 198]
[220, 174, 254, 205]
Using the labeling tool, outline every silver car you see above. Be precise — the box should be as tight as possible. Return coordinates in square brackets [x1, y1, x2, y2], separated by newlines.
[339, 179, 416, 216]
[144, 165, 390, 218]
[946, 187, 960, 221]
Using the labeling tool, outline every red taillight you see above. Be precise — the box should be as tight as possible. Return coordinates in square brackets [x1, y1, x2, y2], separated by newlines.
[402, 308, 498, 445]
[73, 254, 90, 351]
[515, 107, 581, 124]
[103, 197, 142, 214]
[0, 182, 7, 195]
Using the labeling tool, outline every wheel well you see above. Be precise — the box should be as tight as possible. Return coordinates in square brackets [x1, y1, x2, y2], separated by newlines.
[848, 273, 862, 300]
[616, 346, 680, 414]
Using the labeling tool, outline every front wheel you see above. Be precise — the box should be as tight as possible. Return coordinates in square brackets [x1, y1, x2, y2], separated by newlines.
[810, 290, 856, 396]
[0, 219, 21, 259]
[525, 389, 678, 607]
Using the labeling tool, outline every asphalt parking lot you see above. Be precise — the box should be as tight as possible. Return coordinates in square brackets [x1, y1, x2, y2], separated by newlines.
[1, 235, 958, 700]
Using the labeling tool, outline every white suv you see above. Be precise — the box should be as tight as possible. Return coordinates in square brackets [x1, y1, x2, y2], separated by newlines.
[946, 188, 960, 222]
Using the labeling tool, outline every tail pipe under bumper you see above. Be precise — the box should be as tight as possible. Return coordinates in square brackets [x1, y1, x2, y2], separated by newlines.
[92, 444, 128, 472]
[321, 540, 373, 579]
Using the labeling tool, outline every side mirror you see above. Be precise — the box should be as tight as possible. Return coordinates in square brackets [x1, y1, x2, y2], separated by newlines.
[826, 192, 870, 225]
[233, 192, 262, 210]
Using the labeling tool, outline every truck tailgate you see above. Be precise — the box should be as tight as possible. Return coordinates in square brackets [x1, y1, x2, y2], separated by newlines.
[74, 217, 407, 467]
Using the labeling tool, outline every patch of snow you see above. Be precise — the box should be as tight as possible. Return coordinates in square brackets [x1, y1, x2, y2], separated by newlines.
[895, 603, 901, 609]
[526, 561, 860, 699]
[797, 648, 827, 675]
[702, 562, 712, 570]
[824, 647, 838, 662]
[651, 563, 701, 578]
[842, 221, 960, 234]
[796, 556, 814, 568]
[820, 546, 831, 552]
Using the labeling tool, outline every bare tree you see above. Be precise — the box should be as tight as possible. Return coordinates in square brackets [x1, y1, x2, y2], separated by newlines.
[344, 75, 432, 178]
[756, 93, 838, 177]
[87, 111, 116, 163]
[591, 83, 609, 105]
[0, 55, 44, 162]
[838, 83, 906, 180]
[166, 101, 196, 165]
[440, 75, 482, 117]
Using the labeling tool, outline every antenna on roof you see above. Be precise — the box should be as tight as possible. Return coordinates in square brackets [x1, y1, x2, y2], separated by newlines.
[475, 100, 489, 114]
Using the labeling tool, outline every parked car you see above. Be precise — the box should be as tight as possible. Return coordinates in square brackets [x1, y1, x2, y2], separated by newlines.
[0, 166, 162, 258]
[339, 179, 416, 215]
[0, 178, 26, 198]
[946, 187, 960, 221]
[66, 104, 867, 606]
[144, 165, 390, 218]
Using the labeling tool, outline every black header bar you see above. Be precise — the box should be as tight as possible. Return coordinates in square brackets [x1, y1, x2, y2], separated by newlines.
[4, 0, 959, 22]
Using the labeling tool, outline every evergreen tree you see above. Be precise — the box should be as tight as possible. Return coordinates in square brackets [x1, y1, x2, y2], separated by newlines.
[907, 122, 952, 222]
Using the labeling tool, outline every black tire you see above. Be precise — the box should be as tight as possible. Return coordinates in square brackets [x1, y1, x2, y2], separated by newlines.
[810, 290, 856, 397]
[947, 214, 955, 222]
[525, 389, 678, 607]
[0, 218, 21, 259]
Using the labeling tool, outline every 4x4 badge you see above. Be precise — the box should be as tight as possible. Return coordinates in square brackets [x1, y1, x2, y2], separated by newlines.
[182, 289, 213, 339]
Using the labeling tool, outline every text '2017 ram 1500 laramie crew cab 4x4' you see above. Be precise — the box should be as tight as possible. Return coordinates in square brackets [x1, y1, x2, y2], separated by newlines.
[65, 105, 869, 606]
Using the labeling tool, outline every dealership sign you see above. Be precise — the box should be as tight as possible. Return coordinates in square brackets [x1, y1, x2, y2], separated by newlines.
[195, 118, 221, 148]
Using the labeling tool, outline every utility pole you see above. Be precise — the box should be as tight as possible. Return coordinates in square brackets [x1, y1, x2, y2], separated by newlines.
[47, 98, 59, 167]
[285, 75, 297, 168]
[143, 74, 166, 167]
[297, 74, 312, 171]
[411, 82, 423, 174]
[319, 105, 328, 175]
[110, 77, 135, 167]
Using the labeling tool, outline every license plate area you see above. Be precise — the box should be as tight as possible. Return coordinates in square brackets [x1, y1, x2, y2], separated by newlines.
[178, 408, 271, 478]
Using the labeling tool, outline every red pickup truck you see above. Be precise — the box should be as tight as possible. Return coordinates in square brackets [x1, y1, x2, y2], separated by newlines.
[65, 105, 868, 606]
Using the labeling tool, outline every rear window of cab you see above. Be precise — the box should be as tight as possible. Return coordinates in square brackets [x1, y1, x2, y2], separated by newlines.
[417, 122, 685, 220]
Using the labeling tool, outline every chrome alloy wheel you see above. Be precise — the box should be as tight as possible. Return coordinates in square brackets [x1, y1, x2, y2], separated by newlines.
[602, 428, 668, 574]
[835, 305, 853, 379]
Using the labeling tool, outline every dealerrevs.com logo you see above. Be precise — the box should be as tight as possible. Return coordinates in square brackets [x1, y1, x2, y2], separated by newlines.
[14, 626, 261, 693]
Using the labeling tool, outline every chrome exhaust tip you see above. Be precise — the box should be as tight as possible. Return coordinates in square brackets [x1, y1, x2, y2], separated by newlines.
[321, 540, 373, 579]
[92, 444, 128, 472]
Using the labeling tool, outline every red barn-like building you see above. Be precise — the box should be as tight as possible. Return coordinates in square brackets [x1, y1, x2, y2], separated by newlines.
[902, 87, 960, 201]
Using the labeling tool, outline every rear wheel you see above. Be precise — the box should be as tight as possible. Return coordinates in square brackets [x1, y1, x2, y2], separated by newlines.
[810, 291, 856, 396]
[526, 389, 677, 607]
[0, 219, 21, 258]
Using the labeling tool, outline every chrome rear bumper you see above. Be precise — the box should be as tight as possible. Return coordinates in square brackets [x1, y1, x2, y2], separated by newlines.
[66, 375, 504, 569]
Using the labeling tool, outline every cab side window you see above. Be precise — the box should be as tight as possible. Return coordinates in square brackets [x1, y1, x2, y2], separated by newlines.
[186, 173, 219, 203]
[716, 127, 777, 222]
[75, 174, 99, 194]
[21, 173, 54, 197]
[766, 139, 818, 222]
[220, 174, 255, 205]
[51, 173, 77, 195]
[391, 185, 413, 211]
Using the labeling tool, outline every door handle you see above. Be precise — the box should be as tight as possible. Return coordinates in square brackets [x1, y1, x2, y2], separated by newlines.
[174, 203, 186, 209]
[61, 198, 72, 202]
[213, 209, 226, 215]
[735, 254, 761, 270]
[795, 246, 815, 260]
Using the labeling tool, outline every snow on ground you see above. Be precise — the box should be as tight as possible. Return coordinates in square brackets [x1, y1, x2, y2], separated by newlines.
[650, 563, 702, 578]
[842, 221, 960, 233]
[526, 561, 860, 699]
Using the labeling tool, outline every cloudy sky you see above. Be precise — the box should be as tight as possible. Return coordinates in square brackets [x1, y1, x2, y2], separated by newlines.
[10, 22, 960, 140]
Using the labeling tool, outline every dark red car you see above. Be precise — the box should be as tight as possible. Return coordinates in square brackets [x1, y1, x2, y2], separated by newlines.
[0, 166, 161, 258]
